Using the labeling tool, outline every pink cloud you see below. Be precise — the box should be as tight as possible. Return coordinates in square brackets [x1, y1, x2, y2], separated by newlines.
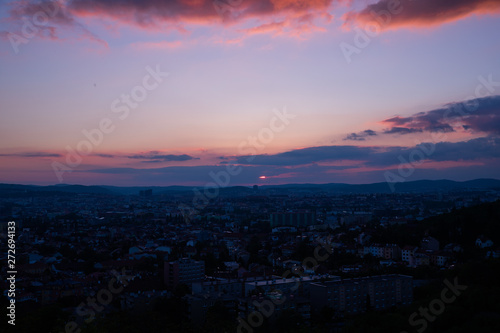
[344, 0, 500, 31]
[5, 0, 337, 43]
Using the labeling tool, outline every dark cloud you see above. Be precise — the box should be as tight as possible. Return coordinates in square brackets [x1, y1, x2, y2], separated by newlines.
[127, 152, 197, 162]
[459, 96, 500, 135]
[344, 129, 377, 141]
[383, 127, 423, 134]
[93, 153, 115, 158]
[235, 145, 375, 166]
[231, 136, 500, 167]
[83, 138, 500, 185]
[344, 0, 500, 30]
[234, 145, 399, 167]
[382, 95, 500, 136]
[68, 0, 334, 24]
[382, 114, 455, 134]
[366, 137, 500, 166]
[0, 152, 62, 158]
[383, 116, 413, 126]
[417, 137, 500, 162]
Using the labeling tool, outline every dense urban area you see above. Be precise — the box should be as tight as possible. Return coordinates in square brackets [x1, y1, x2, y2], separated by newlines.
[1, 180, 500, 332]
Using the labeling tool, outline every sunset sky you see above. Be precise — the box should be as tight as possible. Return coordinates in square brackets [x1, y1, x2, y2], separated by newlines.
[1, 0, 500, 186]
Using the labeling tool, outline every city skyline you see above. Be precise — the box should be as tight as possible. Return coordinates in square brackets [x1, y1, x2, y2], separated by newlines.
[1, 0, 500, 186]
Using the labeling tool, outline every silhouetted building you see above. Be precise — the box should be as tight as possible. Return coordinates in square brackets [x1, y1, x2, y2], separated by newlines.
[139, 189, 153, 197]
[310, 274, 412, 316]
[270, 211, 316, 227]
[164, 258, 205, 289]
[185, 293, 237, 327]
[238, 294, 311, 323]
[245, 275, 339, 297]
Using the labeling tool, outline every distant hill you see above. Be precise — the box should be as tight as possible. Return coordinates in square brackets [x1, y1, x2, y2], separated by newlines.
[260, 178, 500, 193]
[0, 178, 499, 196]
[0, 183, 113, 196]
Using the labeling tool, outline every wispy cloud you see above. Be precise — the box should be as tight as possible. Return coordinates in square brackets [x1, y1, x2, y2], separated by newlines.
[344, 129, 377, 141]
[381, 95, 500, 136]
[127, 151, 198, 162]
[383, 126, 425, 134]
[93, 153, 115, 158]
[0, 152, 63, 158]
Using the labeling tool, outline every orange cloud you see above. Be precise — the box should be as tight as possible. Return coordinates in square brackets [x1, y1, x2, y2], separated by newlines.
[5, 0, 337, 41]
[241, 21, 286, 35]
[344, 0, 500, 30]
[67, 0, 334, 25]
[239, 11, 329, 38]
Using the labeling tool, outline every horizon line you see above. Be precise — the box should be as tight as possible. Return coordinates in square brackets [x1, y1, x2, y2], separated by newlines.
[1, 178, 500, 188]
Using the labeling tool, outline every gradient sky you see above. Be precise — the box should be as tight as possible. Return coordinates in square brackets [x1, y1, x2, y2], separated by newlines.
[1, 0, 500, 186]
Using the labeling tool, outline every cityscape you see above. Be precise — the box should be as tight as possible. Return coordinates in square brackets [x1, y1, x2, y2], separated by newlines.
[1, 181, 500, 332]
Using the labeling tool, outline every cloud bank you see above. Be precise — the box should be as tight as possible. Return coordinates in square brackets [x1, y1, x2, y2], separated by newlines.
[5, 0, 499, 46]
[381, 95, 500, 136]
